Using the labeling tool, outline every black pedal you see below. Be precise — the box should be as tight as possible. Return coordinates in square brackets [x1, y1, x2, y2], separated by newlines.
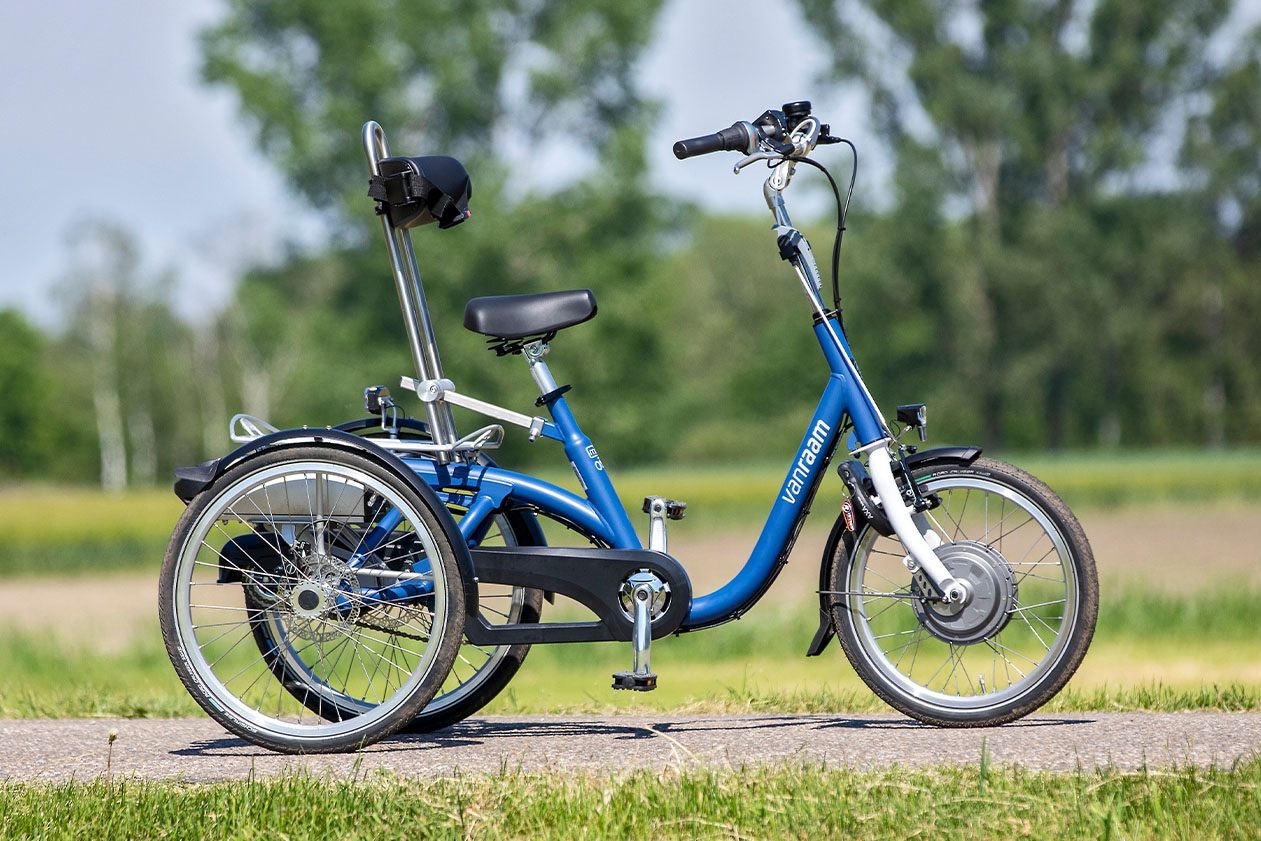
[612, 671, 657, 692]
[642, 497, 688, 521]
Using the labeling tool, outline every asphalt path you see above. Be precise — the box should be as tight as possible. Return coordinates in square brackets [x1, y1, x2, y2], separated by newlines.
[2, 713, 1259, 783]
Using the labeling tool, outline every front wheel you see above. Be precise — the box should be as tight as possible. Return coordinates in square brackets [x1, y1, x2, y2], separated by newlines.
[832, 457, 1097, 726]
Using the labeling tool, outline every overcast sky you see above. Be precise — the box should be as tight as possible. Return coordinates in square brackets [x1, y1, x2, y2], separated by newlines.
[0, 0, 875, 326]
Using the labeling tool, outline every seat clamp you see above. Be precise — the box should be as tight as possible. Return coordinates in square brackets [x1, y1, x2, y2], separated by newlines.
[535, 385, 572, 407]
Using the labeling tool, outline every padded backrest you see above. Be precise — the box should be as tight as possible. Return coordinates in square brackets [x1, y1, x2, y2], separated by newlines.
[369, 155, 472, 230]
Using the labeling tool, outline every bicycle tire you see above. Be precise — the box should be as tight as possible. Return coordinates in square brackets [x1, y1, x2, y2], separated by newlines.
[831, 456, 1097, 726]
[159, 445, 465, 753]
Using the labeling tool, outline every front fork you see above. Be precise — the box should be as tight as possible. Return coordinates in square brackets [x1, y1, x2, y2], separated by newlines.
[866, 445, 964, 603]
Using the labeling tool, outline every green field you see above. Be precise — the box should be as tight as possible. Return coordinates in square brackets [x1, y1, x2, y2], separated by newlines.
[2, 452, 1259, 720]
[4, 449, 1261, 576]
[3, 586, 1259, 719]
[1, 458, 1258, 836]
[4, 760, 1260, 840]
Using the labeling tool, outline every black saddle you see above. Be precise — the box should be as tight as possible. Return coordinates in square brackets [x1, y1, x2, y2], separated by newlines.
[463, 290, 597, 349]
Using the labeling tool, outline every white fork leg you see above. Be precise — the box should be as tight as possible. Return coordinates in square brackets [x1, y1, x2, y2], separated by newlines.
[867, 446, 964, 602]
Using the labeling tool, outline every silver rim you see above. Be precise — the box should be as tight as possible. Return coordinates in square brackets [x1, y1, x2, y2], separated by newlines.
[844, 474, 1079, 713]
[171, 460, 452, 740]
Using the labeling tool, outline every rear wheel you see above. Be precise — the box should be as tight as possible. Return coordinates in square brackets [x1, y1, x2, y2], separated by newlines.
[832, 457, 1097, 726]
[333, 418, 549, 731]
[403, 504, 544, 732]
[159, 446, 465, 753]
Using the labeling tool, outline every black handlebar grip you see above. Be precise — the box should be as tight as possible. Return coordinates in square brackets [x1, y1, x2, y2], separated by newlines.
[673, 122, 752, 160]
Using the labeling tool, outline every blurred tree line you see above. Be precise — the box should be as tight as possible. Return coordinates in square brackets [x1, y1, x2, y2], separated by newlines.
[4, 0, 1261, 487]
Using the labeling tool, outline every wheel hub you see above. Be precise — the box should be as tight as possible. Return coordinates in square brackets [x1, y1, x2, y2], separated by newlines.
[289, 583, 329, 618]
[911, 541, 1017, 644]
[279, 556, 362, 641]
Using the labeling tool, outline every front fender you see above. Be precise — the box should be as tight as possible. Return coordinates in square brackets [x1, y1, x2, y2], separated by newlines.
[171, 427, 480, 622]
[805, 445, 982, 656]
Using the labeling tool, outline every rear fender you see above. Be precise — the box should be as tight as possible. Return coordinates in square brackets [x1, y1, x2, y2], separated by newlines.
[173, 427, 480, 620]
[805, 445, 982, 656]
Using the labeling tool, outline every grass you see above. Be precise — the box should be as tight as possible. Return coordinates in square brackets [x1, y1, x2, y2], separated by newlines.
[3, 760, 1260, 839]
[596, 447, 1261, 527]
[4, 448, 1261, 575]
[0, 485, 178, 577]
[4, 586, 1260, 719]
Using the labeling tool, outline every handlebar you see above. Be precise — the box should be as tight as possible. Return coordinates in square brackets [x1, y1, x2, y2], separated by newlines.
[672, 122, 756, 160]
[672, 101, 837, 163]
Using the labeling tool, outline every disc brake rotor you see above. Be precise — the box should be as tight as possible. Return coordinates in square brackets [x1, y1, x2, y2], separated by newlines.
[911, 541, 1018, 645]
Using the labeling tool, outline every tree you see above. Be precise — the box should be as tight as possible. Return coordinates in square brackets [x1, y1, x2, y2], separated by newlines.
[200, 0, 663, 216]
[796, 0, 1241, 448]
[198, 0, 676, 465]
[54, 220, 201, 488]
[0, 311, 47, 478]
[1182, 25, 1261, 445]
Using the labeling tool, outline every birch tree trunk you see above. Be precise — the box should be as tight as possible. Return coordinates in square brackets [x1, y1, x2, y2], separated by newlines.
[88, 277, 127, 491]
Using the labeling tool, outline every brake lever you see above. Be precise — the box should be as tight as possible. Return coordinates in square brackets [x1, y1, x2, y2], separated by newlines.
[733, 151, 784, 174]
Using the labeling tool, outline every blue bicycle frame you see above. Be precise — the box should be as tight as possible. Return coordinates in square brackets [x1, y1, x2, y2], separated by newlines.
[395, 314, 885, 631]
[347, 119, 936, 634]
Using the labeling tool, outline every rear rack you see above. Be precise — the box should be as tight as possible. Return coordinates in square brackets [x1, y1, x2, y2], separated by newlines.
[228, 413, 504, 457]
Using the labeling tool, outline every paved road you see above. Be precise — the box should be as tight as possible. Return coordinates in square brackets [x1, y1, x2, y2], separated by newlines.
[2, 713, 1258, 783]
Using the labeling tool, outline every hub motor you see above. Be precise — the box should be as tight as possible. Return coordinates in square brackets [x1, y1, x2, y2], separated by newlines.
[911, 541, 1017, 645]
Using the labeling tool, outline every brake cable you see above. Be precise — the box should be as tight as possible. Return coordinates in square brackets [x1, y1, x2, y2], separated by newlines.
[785, 139, 858, 316]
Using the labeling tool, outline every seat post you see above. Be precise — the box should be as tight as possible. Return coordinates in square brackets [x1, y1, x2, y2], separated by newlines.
[522, 341, 558, 397]
[363, 122, 459, 456]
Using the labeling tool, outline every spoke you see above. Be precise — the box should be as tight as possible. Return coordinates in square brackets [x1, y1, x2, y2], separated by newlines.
[984, 639, 1027, 681]
[988, 637, 1038, 669]
[1019, 607, 1064, 648]
[863, 594, 906, 622]
[929, 504, 964, 543]
[981, 498, 1024, 547]
[879, 631, 929, 658]
[863, 561, 905, 590]
[923, 646, 955, 690]
[873, 628, 920, 641]
[461, 638, 497, 658]
[1010, 598, 1067, 612]
[894, 625, 925, 671]
[995, 512, 1037, 547]
[456, 650, 487, 672]
[195, 617, 256, 651]
[946, 644, 964, 695]
[214, 642, 276, 690]
[952, 489, 971, 541]
[1014, 547, 1060, 585]
[189, 603, 266, 613]
[202, 624, 256, 669]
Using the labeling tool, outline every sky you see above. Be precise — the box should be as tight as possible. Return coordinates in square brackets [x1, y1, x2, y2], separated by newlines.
[0, 0, 870, 327]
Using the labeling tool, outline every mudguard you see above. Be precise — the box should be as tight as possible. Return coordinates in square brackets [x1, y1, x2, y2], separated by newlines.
[805, 445, 982, 656]
[171, 426, 481, 622]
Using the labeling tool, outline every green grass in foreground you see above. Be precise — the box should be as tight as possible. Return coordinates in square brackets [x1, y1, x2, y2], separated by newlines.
[3, 761, 1260, 840]
[3, 586, 1260, 719]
